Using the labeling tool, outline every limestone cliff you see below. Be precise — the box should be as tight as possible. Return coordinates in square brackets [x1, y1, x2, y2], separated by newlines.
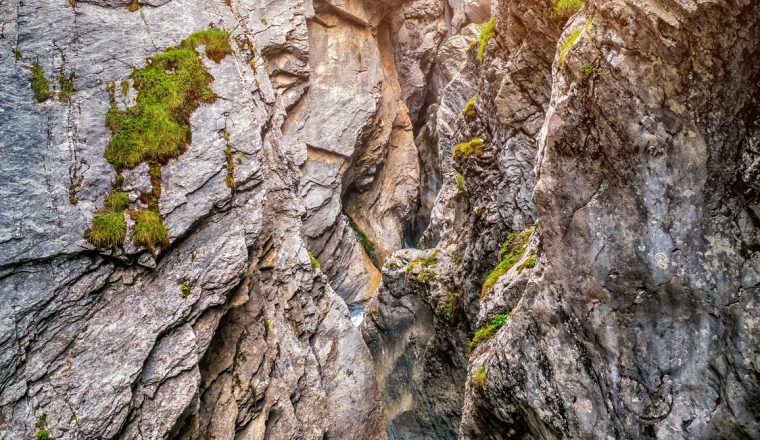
[1, 0, 759, 439]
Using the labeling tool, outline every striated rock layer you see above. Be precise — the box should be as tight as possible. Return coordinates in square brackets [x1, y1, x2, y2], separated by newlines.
[0, 0, 389, 438]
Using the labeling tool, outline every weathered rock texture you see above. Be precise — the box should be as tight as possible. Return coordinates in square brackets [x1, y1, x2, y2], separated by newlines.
[365, 0, 760, 439]
[0, 0, 387, 438]
[461, 0, 760, 437]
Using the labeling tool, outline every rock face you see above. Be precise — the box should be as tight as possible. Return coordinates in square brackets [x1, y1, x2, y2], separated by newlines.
[3, 0, 760, 438]
[365, 0, 760, 438]
[460, 0, 760, 438]
[0, 0, 387, 438]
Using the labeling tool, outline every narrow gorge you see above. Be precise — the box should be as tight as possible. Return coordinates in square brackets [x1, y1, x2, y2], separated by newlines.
[0, 0, 758, 439]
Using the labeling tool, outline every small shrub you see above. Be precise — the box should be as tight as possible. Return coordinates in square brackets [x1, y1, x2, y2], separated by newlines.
[308, 251, 320, 271]
[463, 95, 477, 118]
[104, 191, 130, 211]
[477, 18, 496, 63]
[472, 366, 486, 389]
[132, 209, 168, 250]
[31, 62, 51, 102]
[86, 211, 127, 248]
[456, 173, 464, 192]
[552, 0, 583, 19]
[470, 313, 510, 350]
[452, 138, 485, 158]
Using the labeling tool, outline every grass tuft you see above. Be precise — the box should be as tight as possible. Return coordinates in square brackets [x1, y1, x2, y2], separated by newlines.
[517, 249, 537, 273]
[308, 251, 320, 271]
[559, 17, 592, 65]
[482, 226, 534, 296]
[470, 313, 510, 350]
[127, 0, 140, 11]
[456, 173, 464, 192]
[552, 0, 583, 19]
[477, 18, 496, 63]
[13, 48, 22, 60]
[472, 366, 486, 389]
[452, 138, 485, 158]
[350, 220, 381, 268]
[31, 62, 51, 102]
[180, 283, 191, 298]
[104, 29, 232, 170]
[104, 191, 130, 211]
[58, 71, 76, 103]
[86, 211, 127, 248]
[132, 209, 168, 250]
[463, 95, 477, 118]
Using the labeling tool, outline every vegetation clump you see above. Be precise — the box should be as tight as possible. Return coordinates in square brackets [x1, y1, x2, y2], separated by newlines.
[442, 291, 459, 321]
[86, 210, 127, 248]
[308, 251, 320, 271]
[552, 0, 583, 19]
[89, 29, 232, 251]
[104, 29, 232, 169]
[132, 209, 168, 251]
[456, 173, 464, 192]
[180, 283, 191, 298]
[350, 220, 381, 268]
[580, 63, 598, 76]
[463, 95, 477, 118]
[517, 249, 537, 273]
[472, 366, 486, 389]
[452, 137, 485, 158]
[104, 191, 130, 211]
[31, 62, 51, 102]
[34, 414, 50, 440]
[482, 226, 534, 296]
[477, 18, 496, 63]
[13, 48, 22, 60]
[470, 313, 510, 350]
[263, 319, 271, 335]
[558, 17, 592, 65]
[58, 71, 76, 103]
[127, 0, 140, 11]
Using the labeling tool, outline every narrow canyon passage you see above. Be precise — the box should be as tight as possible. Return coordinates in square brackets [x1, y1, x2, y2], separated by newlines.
[0, 0, 758, 439]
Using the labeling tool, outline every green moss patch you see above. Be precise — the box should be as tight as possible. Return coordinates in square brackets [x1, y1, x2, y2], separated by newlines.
[558, 17, 592, 65]
[482, 226, 534, 296]
[308, 251, 320, 271]
[350, 220, 381, 268]
[552, 0, 583, 19]
[132, 209, 168, 250]
[477, 18, 496, 63]
[470, 313, 510, 350]
[104, 29, 232, 169]
[31, 62, 51, 102]
[471, 366, 486, 389]
[452, 137, 485, 158]
[88, 29, 232, 250]
[86, 210, 127, 248]
[463, 95, 477, 118]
